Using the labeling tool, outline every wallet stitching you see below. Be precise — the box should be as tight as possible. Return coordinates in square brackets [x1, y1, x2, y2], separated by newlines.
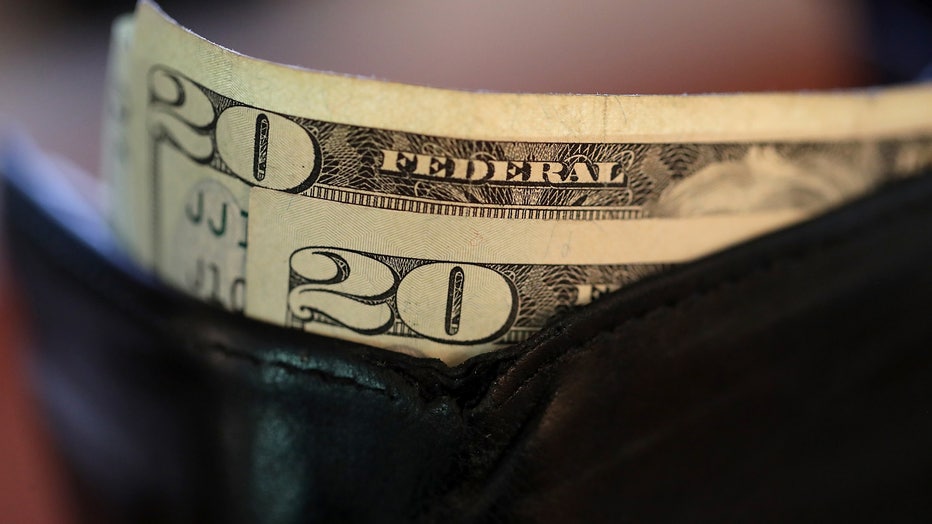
[493, 200, 928, 408]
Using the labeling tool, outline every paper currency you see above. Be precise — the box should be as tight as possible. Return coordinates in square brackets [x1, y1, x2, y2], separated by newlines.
[246, 191, 804, 362]
[108, 1, 932, 362]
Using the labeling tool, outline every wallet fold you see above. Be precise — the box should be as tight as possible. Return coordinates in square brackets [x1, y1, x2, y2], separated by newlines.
[4, 157, 932, 522]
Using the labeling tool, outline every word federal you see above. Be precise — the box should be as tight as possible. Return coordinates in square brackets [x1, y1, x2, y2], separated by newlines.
[379, 149, 630, 185]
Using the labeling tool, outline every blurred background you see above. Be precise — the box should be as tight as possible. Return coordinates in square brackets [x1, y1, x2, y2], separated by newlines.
[0, 0, 929, 522]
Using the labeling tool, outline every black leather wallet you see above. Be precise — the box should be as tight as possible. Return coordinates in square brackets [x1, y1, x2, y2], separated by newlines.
[4, 136, 932, 523]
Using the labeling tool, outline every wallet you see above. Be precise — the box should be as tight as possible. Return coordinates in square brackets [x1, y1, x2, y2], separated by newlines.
[3, 134, 932, 523]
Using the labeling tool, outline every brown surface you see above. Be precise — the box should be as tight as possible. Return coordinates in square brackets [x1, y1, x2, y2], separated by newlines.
[0, 264, 74, 524]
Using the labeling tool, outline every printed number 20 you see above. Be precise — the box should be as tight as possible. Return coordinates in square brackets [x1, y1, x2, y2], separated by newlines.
[288, 248, 518, 345]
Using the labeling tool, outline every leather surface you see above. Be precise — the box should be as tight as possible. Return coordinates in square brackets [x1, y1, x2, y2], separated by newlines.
[4, 167, 932, 523]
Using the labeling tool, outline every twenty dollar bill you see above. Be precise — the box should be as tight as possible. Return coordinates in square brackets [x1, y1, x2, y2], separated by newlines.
[107, 1, 932, 362]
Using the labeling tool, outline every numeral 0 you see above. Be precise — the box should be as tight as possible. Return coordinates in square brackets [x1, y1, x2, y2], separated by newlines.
[215, 107, 321, 193]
